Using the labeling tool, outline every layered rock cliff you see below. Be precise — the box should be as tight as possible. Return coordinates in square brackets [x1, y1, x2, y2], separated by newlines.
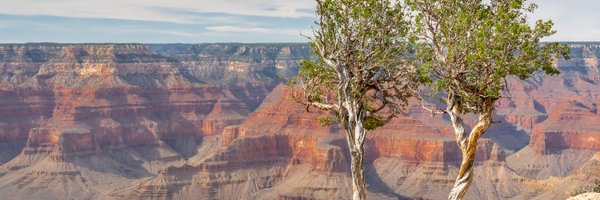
[0, 43, 308, 199]
[500, 44, 600, 154]
[0, 43, 598, 200]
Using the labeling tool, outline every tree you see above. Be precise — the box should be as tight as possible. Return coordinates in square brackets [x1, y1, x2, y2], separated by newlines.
[292, 0, 417, 199]
[407, 0, 570, 199]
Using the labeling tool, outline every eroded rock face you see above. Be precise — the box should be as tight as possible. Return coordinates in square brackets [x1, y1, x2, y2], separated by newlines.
[497, 44, 600, 154]
[0, 43, 307, 200]
[0, 43, 599, 200]
[0, 43, 307, 162]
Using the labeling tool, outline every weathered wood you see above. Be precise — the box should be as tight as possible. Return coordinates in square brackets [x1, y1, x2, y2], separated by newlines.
[448, 104, 493, 200]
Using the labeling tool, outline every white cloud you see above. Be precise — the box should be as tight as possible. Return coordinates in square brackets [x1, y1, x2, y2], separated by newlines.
[1, 0, 596, 42]
[206, 26, 270, 33]
[205, 25, 314, 39]
[106, 26, 196, 37]
[0, 0, 315, 24]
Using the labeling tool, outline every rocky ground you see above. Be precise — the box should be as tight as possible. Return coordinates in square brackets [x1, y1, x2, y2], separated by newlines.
[567, 193, 600, 200]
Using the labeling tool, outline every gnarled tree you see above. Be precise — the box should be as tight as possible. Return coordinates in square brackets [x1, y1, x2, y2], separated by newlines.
[293, 0, 416, 199]
[407, 0, 570, 199]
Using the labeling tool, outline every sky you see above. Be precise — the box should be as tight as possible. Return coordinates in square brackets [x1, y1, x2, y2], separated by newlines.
[0, 0, 596, 43]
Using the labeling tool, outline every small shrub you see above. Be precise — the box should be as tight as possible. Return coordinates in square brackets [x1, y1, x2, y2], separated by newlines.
[573, 179, 600, 196]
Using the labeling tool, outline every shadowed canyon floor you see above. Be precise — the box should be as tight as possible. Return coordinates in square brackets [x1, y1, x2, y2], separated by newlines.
[0, 43, 598, 200]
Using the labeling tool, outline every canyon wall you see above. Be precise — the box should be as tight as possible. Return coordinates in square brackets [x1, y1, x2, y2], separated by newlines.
[0, 43, 597, 200]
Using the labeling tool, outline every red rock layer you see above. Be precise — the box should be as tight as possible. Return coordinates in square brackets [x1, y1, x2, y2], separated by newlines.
[0, 44, 305, 164]
[498, 44, 600, 154]
[197, 85, 506, 174]
[0, 43, 599, 200]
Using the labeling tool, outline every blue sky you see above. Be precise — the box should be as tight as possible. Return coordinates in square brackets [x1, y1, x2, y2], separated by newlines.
[0, 0, 596, 43]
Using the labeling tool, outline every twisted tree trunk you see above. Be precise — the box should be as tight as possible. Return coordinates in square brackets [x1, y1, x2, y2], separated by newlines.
[345, 103, 367, 200]
[350, 136, 366, 200]
[332, 64, 368, 200]
[447, 102, 493, 200]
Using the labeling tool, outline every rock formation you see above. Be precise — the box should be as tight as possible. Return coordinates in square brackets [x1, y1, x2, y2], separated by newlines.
[0, 43, 598, 200]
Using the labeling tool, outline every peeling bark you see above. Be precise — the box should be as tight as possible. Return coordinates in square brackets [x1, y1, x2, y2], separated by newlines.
[350, 139, 366, 200]
[344, 99, 367, 200]
[346, 113, 367, 200]
[339, 80, 367, 200]
[447, 101, 493, 200]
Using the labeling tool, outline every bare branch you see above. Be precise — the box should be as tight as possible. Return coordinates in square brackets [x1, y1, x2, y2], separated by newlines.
[421, 101, 446, 116]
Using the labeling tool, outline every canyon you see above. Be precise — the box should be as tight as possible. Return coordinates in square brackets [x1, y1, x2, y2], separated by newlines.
[0, 43, 598, 200]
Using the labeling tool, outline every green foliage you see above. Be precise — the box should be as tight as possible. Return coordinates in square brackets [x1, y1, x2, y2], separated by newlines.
[295, 0, 417, 130]
[363, 116, 386, 130]
[573, 179, 600, 196]
[318, 117, 336, 127]
[408, 0, 570, 114]
[294, 4, 417, 197]
[297, 59, 337, 103]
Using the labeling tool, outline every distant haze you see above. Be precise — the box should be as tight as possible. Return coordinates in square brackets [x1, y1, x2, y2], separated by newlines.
[0, 0, 594, 43]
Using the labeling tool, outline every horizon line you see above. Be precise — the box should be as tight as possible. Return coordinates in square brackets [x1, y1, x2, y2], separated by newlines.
[1, 41, 600, 45]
